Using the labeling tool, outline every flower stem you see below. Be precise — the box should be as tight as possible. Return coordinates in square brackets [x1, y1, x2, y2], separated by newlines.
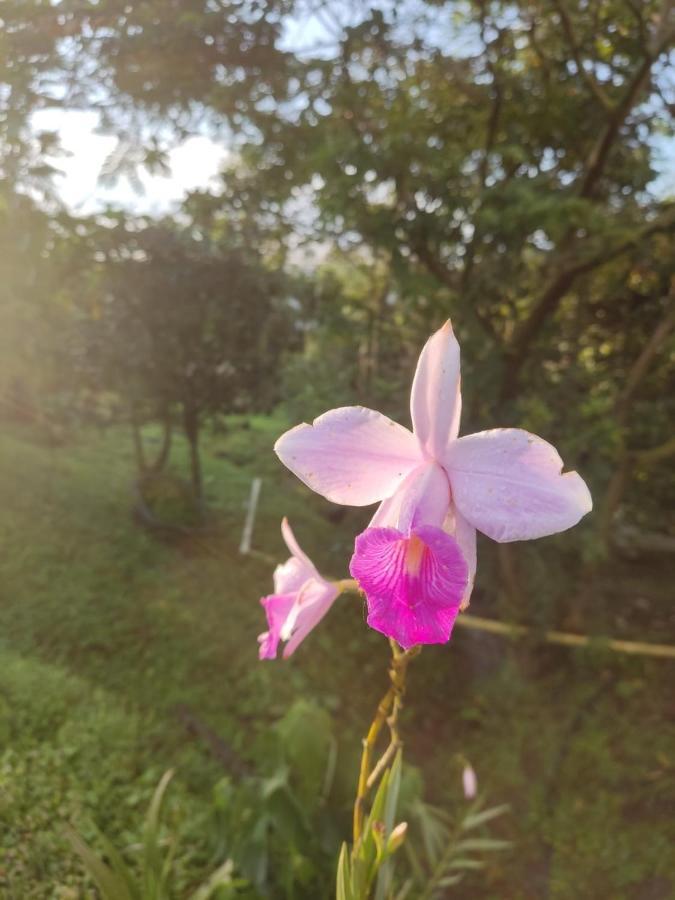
[352, 639, 420, 851]
[336, 577, 360, 594]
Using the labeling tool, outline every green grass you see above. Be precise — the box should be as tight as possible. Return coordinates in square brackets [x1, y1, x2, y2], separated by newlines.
[0, 418, 673, 898]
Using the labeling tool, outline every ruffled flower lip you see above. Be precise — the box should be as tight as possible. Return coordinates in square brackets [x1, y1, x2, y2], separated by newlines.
[350, 524, 468, 649]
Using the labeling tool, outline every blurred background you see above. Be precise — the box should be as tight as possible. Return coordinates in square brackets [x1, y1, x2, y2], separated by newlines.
[1, 1, 674, 897]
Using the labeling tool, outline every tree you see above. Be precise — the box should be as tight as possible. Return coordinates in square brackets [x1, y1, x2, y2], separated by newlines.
[76, 221, 292, 503]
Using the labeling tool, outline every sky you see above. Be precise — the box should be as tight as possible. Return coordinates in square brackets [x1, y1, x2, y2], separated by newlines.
[31, 109, 229, 215]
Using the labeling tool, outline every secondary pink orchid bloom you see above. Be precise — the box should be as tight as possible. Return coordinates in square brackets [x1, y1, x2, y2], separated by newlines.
[275, 321, 592, 649]
[258, 517, 339, 660]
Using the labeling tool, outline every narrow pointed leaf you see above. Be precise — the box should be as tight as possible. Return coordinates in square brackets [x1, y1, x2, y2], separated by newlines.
[447, 858, 486, 870]
[374, 752, 403, 900]
[461, 804, 510, 830]
[438, 873, 465, 886]
[336, 842, 353, 900]
[66, 827, 134, 900]
[188, 859, 235, 900]
[455, 838, 510, 852]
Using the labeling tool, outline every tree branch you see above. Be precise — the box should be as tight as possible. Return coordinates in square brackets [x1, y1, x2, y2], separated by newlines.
[579, 54, 654, 199]
[497, 10, 674, 396]
[502, 208, 675, 394]
[552, 0, 612, 111]
[616, 294, 675, 427]
[461, 20, 504, 295]
[634, 435, 675, 466]
[412, 240, 457, 292]
[598, 292, 675, 547]
[413, 239, 499, 341]
[579, 6, 674, 199]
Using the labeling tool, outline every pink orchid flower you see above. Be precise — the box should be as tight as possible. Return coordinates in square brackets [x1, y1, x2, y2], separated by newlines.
[275, 321, 592, 649]
[258, 517, 339, 660]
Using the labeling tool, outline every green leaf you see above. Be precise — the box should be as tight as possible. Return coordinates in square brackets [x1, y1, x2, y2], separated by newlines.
[461, 804, 510, 830]
[438, 873, 465, 887]
[403, 841, 425, 882]
[336, 842, 353, 900]
[351, 768, 391, 897]
[188, 859, 236, 900]
[66, 826, 135, 900]
[141, 769, 174, 897]
[90, 825, 140, 900]
[447, 858, 486, 870]
[412, 801, 447, 865]
[393, 879, 415, 900]
[275, 696, 335, 809]
[455, 838, 510, 852]
[365, 767, 391, 833]
[374, 751, 403, 900]
[382, 751, 403, 836]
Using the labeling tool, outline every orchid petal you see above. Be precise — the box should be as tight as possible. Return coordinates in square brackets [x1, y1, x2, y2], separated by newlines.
[258, 593, 296, 660]
[283, 579, 340, 658]
[369, 490, 399, 529]
[369, 462, 450, 532]
[275, 406, 420, 506]
[445, 429, 593, 542]
[350, 525, 468, 649]
[280, 517, 315, 571]
[273, 556, 314, 595]
[444, 506, 477, 609]
[411, 320, 462, 458]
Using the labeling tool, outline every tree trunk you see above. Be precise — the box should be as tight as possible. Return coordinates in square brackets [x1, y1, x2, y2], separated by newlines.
[149, 411, 173, 474]
[130, 400, 147, 475]
[183, 403, 203, 505]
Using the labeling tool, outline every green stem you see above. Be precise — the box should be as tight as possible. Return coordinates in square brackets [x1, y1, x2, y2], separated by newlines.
[337, 578, 360, 594]
[351, 639, 420, 853]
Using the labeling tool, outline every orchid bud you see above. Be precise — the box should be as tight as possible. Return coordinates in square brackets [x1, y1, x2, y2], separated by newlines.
[462, 763, 477, 799]
[386, 821, 408, 854]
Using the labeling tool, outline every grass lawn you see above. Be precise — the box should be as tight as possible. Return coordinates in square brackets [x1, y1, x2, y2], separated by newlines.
[0, 418, 673, 898]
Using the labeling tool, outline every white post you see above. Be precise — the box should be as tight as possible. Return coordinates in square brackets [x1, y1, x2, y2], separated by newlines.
[239, 477, 262, 554]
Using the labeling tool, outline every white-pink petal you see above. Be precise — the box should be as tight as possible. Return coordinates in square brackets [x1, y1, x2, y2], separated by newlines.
[273, 519, 317, 593]
[275, 406, 420, 506]
[410, 320, 462, 459]
[273, 556, 314, 595]
[445, 428, 592, 543]
[282, 579, 339, 658]
[369, 462, 450, 533]
[281, 517, 314, 571]
[444, 505, 477, 609]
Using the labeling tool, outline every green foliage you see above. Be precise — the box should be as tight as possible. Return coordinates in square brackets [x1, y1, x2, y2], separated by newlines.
[211, 699, 346, 897]
[401, 797, 509, 898]
[336, 753, 509, 900]
[69, 220, 293, 500]
[68, 771, 243, 900]
[337, 752, 407, 900]
[0, 409, 674, 898]
[0, 650, 199, 896]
